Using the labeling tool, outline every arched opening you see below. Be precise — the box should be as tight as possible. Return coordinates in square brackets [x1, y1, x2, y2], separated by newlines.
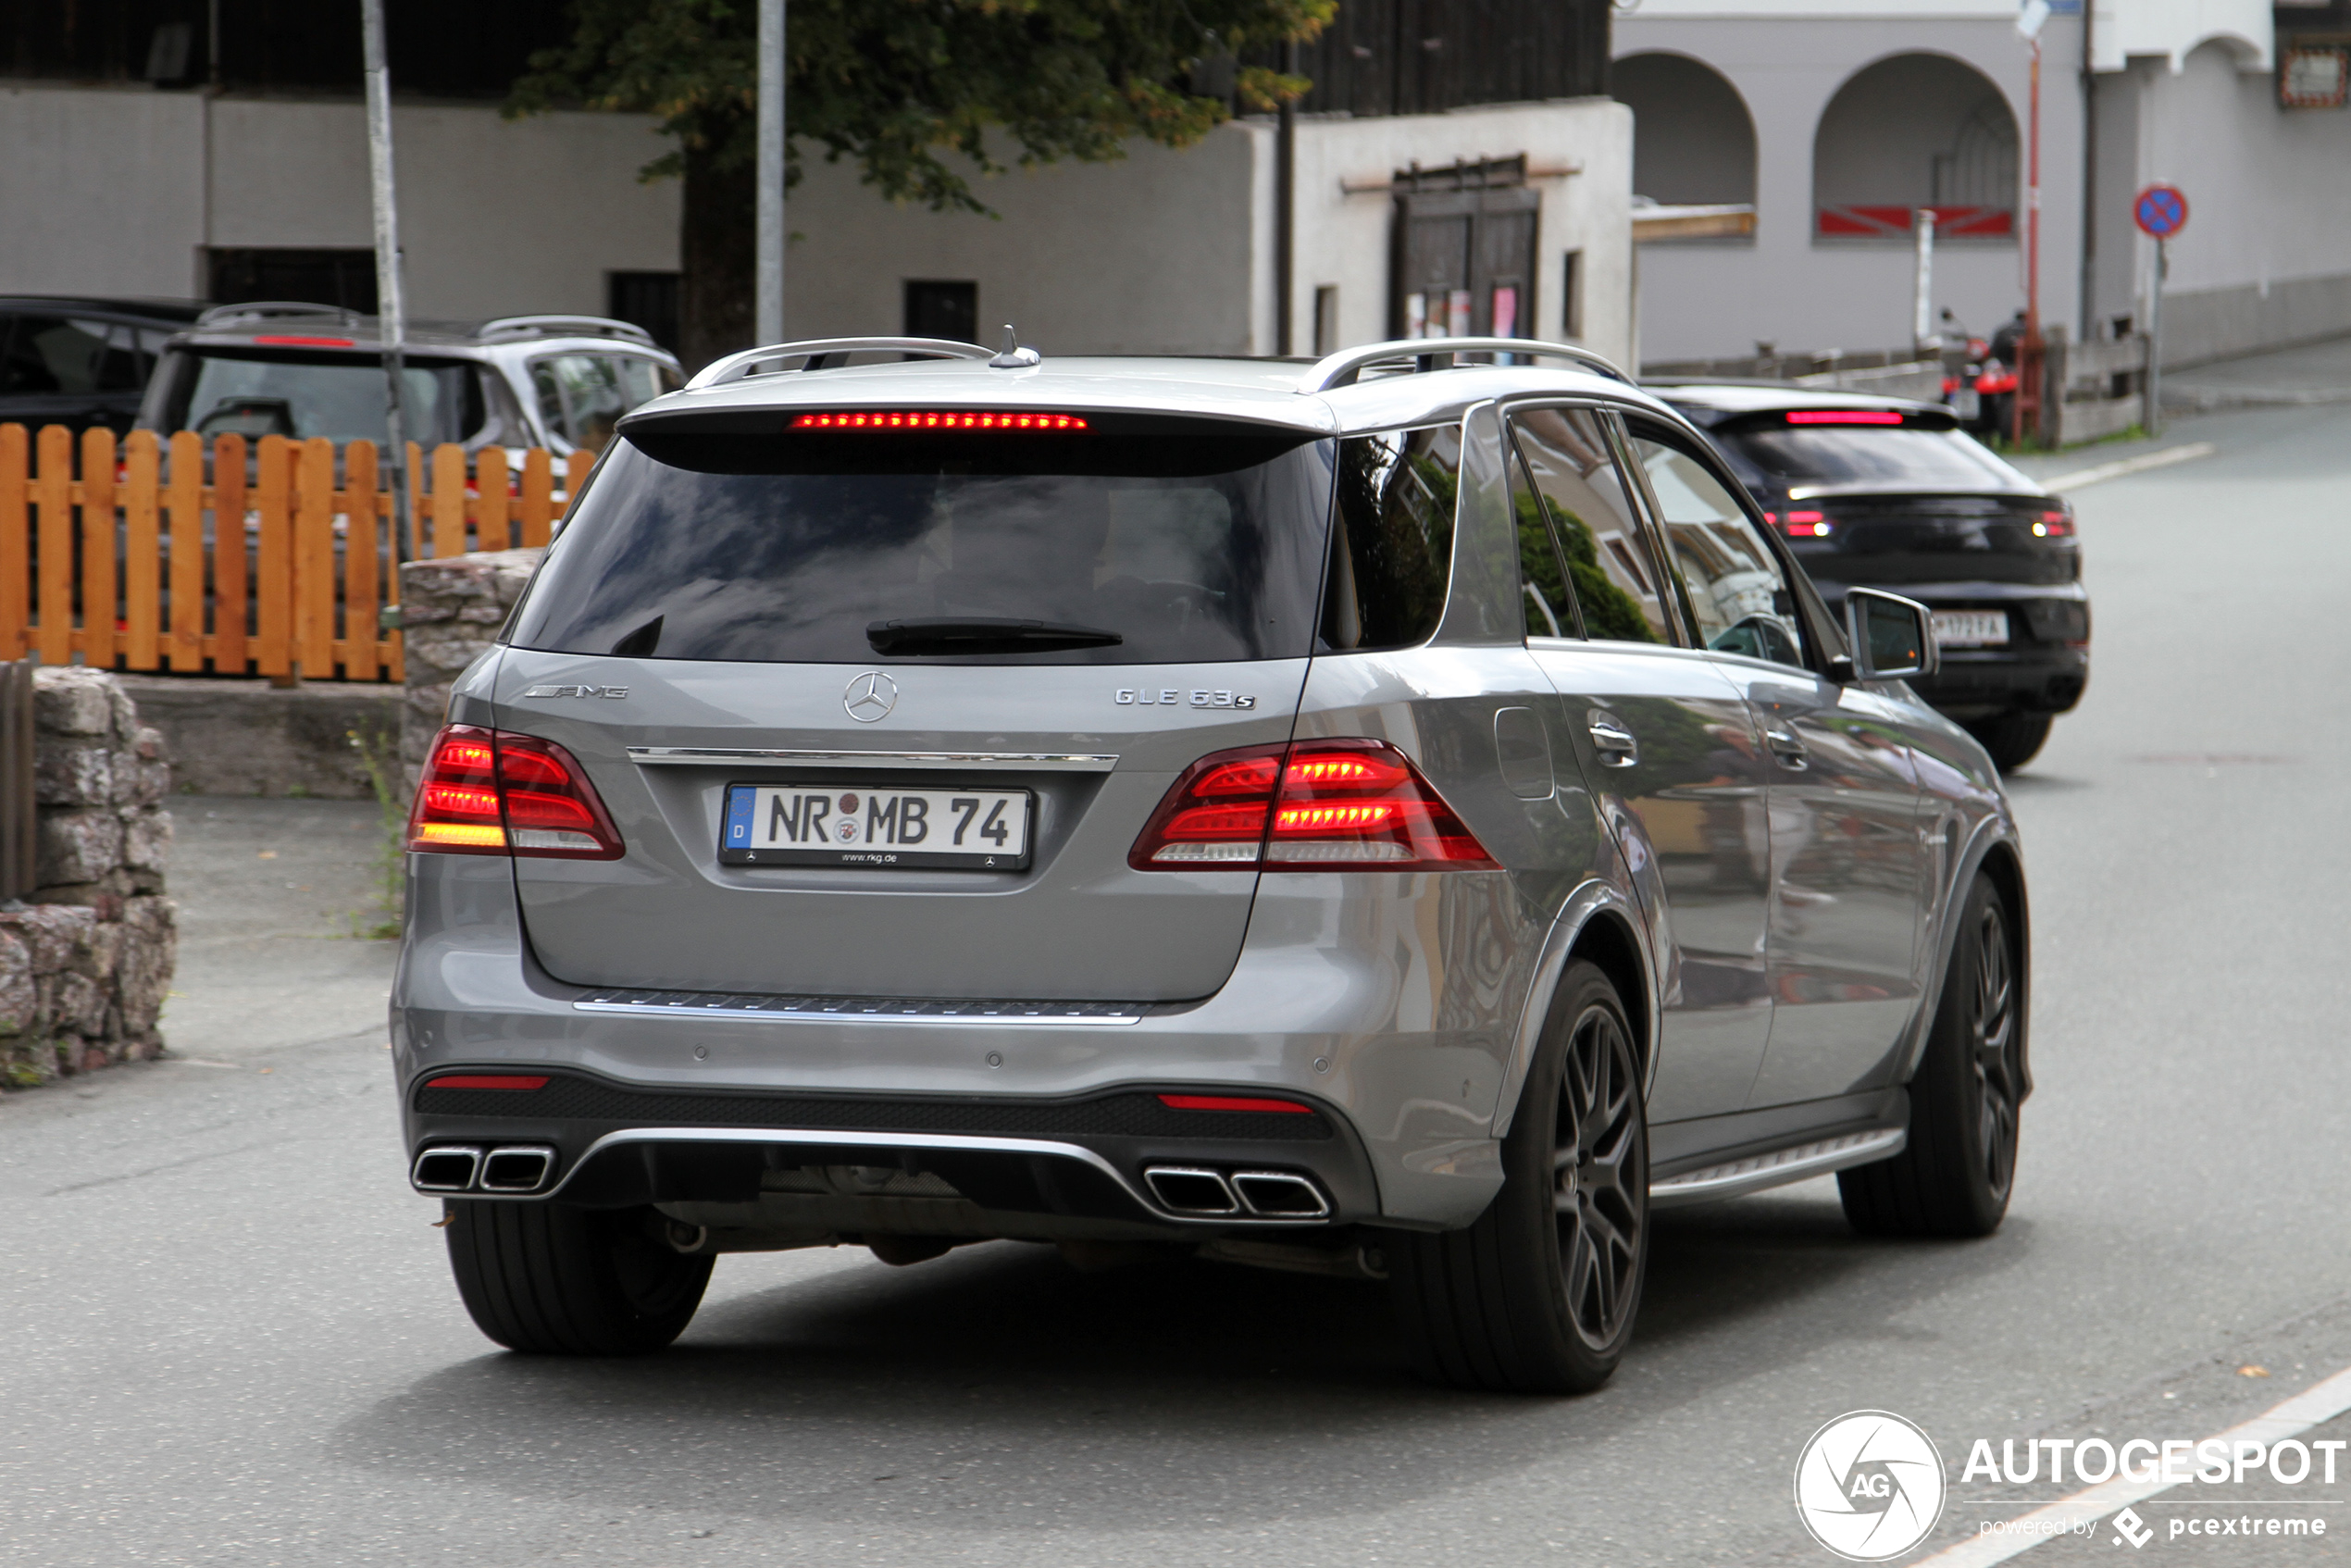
[1613, 52, 1758, 208]
[1813, 53, 2018, 241]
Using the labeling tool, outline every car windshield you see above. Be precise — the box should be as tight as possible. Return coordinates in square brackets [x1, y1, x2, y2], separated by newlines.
[1710, 423, 2031, 491]
[508, 423, 1335, 666]
[159, 349, 479, 444]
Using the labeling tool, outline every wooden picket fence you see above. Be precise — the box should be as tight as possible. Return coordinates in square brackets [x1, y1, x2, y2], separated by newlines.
[0, 426, 589, 682]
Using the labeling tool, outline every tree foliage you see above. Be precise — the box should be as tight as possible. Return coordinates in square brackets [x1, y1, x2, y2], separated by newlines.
[507, 0, 1334, 214]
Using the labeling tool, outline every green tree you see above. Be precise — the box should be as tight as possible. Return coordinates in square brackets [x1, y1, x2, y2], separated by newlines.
[508, 0, 1332, 368]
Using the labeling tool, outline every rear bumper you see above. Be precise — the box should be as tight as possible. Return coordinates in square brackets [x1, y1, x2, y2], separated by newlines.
[1818, 580, 2090, 718]
[393, 853, 1545, 1233]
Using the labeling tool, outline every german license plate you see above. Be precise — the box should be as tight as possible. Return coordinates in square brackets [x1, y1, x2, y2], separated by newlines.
[720, 784, 1032, 870]
[1931, 610, 2009, 648]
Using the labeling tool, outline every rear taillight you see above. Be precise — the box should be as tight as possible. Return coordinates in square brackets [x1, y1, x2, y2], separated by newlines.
[2033, 508, 2074, 538]
[408, 724, 625, 859]
[1778, 509, 1832, 538]
[1129, 739, 1497, 872]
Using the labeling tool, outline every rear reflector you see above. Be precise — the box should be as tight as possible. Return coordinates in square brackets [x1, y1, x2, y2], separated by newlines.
[408, 725, 626, 859]
[1130, 739, 1498, 872]
[792, 411, 1088, 431]
[252, 334, 357, 347]
[1785, 410, 1905, 426]
[426, 1075, 550, 1091]
[1158, 1093, 1315, 1114]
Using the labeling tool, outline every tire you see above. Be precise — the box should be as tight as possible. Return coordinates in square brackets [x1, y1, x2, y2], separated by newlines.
[444, 1201, 713, 1355]
[1839, 875, 2023, 1238]
[1387, 960, 1649, 1393]
[1965, 711, 2053, 773]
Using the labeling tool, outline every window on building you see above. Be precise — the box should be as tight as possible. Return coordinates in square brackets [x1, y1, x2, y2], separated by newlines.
[1312, 287, 1340, 356]
[1613, 53, 1758, 220]
[904, 281, 979, 344]
[608, 272, 680, 354]
[1561, 252, 1583, 340]
[207, 249, 378, 312]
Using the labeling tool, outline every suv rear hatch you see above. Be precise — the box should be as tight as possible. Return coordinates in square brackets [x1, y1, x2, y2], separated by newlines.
[490, 410, 1332, 1002]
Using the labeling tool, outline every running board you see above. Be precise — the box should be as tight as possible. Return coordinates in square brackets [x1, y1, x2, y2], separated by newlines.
[1648, 1127, 1906, 1209]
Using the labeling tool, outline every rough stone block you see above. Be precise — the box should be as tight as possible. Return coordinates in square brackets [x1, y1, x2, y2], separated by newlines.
[36, 811, 123, 889]
[32, 667, 115, 737]
[117, 896, 177, 1035]
[0, 904, 97, 974]
[0, 931, 37, 1036]
[52, 972, 108, 1038]
[34, 743, 113, 807]
[123, 808, 174, 874]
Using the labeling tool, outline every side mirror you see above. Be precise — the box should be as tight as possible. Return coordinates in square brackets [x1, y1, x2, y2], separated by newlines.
[1844, 587, 1938, 680]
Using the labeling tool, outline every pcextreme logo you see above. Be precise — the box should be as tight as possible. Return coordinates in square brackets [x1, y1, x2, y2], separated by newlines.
[1794, 1410, 1948, 1562]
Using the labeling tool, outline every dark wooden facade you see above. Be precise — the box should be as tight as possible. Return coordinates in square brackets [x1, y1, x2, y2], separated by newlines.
[1271, 0, 1611, 118]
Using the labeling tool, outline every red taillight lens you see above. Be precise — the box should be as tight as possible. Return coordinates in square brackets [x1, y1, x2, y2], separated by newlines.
[407, 725, 625, 859]
[1156, 1093, 1314, 1114]
[2032, 509, 2074, 538]
[1785, 409, 1903, 426]
[1128, 739, 1497, 872]
[426, 1075, 549, 1091]
[791, 410, 1088, 431]
[1778, 509, 1832, 538]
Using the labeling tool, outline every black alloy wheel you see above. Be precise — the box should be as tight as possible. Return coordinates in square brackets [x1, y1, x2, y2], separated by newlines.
[1387, 959, 1650, 1393]
[1966, 711, 2053, 773]
[1556, 999, 1646, 1350]
[1840, 874, 2023, 1238]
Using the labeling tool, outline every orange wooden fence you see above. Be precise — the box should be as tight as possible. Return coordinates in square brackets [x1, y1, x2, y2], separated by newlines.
[0, 426, 590, 682]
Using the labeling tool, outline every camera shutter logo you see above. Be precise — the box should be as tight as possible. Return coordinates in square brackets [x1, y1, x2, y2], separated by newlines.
[1793, 1411, 1947, 1561]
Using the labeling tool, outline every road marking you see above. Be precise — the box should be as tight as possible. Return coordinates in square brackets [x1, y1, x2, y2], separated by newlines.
[2043, 441, 2217, 492]
[1916, 1363, 2351, 1565]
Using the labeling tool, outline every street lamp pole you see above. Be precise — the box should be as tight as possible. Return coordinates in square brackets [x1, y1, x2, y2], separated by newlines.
[755, 0, 785, 348]
[359, 0, 408, 563]
[2016, 0, 2047, 445]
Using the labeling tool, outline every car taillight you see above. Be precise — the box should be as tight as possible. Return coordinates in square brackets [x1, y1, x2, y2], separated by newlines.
[2032, 509, 2074, 538]
[1779, 509, 1832, 538]
[1129, 739, 1496, 872]
[408, 724, 625, 859]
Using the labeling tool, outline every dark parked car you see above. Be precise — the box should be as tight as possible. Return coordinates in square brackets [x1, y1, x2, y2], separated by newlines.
[0, 296, 206, 436]
[1658, 383, 2088, 770]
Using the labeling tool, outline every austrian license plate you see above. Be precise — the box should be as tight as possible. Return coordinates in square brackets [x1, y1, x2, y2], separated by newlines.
[720, 783, 1032, 870]
[1931, 610, 2010, 649]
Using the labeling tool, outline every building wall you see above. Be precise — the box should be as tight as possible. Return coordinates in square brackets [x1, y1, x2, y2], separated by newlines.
[0, 82, 678, 318]
[1287, 98, 1636, 367]
[1613, 14, 2081, 365]
[780, 98, 1636, 367]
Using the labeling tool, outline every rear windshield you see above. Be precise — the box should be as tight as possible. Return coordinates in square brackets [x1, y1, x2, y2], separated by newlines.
[1711, 424, 2029, 491]
[155, 348, 482, 445]
[507, 423, 1335, 666]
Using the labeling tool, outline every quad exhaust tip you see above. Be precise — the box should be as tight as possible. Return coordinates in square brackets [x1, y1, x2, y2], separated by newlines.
[1143, 1164, 1330, 1219]
[411, 1144, 556, 1195]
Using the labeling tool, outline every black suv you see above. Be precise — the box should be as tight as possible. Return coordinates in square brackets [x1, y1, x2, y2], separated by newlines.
[0, 296, 206, 436]
[1660, 383, 2088, 770]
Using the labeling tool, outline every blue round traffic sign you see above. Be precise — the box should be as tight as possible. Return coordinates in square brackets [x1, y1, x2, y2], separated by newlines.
[2133, 184, 2188, 240]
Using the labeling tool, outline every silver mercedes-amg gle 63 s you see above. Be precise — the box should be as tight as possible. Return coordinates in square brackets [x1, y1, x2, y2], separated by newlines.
[393, 333, 2029, 1393]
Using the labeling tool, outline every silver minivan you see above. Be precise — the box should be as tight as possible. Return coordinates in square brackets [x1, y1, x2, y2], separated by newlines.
[393, 336, 2030, 1393]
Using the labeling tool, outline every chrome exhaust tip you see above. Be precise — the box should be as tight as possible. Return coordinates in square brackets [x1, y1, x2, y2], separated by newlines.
[478, 1146, 556, 1193]
[1230, 1170, 1332, 1218]
[412, 1145, 483, 1193]
[1143, 1165, 1240, 1215]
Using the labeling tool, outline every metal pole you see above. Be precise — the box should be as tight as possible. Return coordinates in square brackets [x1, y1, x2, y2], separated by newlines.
[2078, 0, 2097, 336]
[360, 0, 408, 565]
[1275, 38, 1297, 356]
[2146, 238, 2165, 437]
[1912, 208, 1937, 355]
[755, 0, 785, 347]
[2017, 32, 2043, 445]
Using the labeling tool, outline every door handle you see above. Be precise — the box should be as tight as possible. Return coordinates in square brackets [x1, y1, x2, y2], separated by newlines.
[1764, 725, 1810, 769]
[1586, 714, 1638, 767]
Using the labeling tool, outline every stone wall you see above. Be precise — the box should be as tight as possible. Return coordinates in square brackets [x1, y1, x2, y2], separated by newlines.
[1, 667, 177, 1086]
[397, 548, 545, 795]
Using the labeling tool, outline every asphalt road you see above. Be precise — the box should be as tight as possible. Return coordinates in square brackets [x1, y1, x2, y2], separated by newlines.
[6, 404, 2351, 1566]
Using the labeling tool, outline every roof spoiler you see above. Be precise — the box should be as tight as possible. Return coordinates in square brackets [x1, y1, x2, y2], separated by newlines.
[194, 301, 356, 329]
[1298, 337, 1631, 392]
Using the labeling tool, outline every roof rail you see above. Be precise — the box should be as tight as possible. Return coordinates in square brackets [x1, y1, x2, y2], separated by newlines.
[476, 314, 656, 347]
[687, 337, 995, 391]
[1299, 337, 1631, 392]
[194, 300, 354, 329]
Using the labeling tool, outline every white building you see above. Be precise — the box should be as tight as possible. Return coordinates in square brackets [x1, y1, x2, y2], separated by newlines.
[1614, 0, 2346, 367]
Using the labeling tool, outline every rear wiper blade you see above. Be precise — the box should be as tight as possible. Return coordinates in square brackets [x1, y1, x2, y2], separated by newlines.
[865, 616, 1124, 654]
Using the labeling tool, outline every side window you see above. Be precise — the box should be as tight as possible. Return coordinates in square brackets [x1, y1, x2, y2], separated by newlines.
[1508, 445, 1577, 639]
[1627, 428, 1808, 669]
[529, 354, 630, 454]
[1506, 405, 1673, 644]
[1322, 424, 1461, 651]
[614, 356, 677, 409]
[0, 316, 141, 395]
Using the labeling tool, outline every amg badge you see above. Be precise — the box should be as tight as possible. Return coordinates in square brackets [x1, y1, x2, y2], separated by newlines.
[521, 684, 629, 700]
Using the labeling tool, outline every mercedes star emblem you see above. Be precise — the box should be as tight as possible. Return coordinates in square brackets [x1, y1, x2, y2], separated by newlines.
[843, 671, 899, 723]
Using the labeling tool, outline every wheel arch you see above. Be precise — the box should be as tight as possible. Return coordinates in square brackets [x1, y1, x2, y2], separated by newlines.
[1491, 881, 1658, 1139]
[1895, 818, 2032, 1099]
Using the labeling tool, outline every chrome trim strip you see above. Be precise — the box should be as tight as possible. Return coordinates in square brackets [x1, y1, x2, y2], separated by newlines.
[627, 747, 1119, 773]
[572, 993, 1147, 1027]
[1648, 1127, 1906, 1209]
[526, 1127, 1325, 1226]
